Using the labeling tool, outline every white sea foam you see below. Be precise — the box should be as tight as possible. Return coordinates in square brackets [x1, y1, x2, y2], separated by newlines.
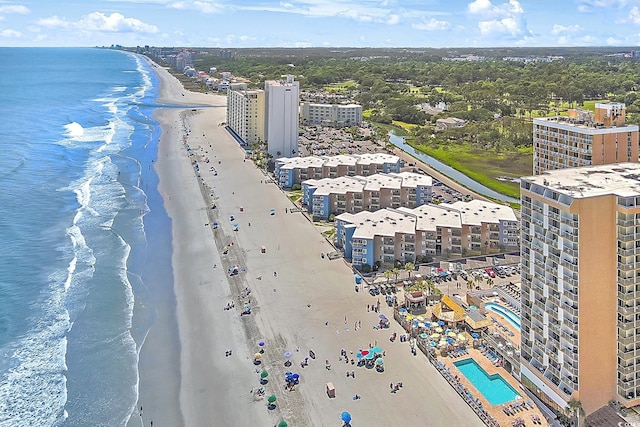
[64, 122, 84, 138]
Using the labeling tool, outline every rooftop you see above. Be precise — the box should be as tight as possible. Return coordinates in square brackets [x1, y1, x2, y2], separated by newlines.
[522, 162, 640, 199]
[447, 199, 518, 225]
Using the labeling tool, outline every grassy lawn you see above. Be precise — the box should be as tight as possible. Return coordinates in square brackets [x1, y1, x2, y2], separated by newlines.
[406, 140, 532, 199]
[323, 80, 357, 92]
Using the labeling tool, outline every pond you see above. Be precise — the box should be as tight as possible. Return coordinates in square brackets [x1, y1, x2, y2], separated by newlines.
[388, 132, 520, 204]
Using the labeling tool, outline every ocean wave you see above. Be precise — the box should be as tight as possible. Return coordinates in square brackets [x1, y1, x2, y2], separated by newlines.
[0, 277, 72, 426]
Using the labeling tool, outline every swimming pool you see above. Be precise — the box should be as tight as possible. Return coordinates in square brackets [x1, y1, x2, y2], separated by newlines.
[454, 358, 520, 406]
[485, 302, 521, 331]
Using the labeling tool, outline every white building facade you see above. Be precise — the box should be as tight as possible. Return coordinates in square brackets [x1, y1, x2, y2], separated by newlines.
[265, 75, 299, 158]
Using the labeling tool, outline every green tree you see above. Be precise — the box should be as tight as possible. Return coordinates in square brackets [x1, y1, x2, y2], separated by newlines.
[383, 269, 393, 284]
[404, 262, 415, 279]
[392, 268, 400, 282]
[566, 398, 585, 427]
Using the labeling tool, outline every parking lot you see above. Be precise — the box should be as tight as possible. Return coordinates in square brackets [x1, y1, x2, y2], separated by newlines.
[368, 254, 521, 299]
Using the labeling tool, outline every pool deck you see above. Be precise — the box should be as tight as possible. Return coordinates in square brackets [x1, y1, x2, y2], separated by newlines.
[439, 349, 547, 426]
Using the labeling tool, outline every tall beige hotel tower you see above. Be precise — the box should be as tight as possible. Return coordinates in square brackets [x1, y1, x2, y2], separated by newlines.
[533, 102, 638, 174]
[521, 103, 640, 417]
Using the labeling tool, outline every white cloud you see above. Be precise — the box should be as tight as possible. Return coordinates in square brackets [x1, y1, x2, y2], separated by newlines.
[467, 0, 523, 17]
[467, 0, 530, 40]
[386, 14, 399, 25]
[0, 29, 21, 37]
[37, 12, 158, 33]
[0, 5, 29, 14]
[168, 1, 225, 13]
[578, 0, 635, 12]
[479, 17, 521, 36]
[629, 6, 640, 23]
[412, 18, 450, 31]
[551, 24, 581, 35]
[37, 16, 71, 29]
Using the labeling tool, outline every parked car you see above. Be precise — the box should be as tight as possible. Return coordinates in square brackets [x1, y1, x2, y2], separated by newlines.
[485, 268, 496, 278]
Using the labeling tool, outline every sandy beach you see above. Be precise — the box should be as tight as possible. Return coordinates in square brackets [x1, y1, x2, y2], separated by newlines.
[140, 60, 486, 427]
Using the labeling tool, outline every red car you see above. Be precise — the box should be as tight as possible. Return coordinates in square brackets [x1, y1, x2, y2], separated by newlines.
[485, 268, 496, 278]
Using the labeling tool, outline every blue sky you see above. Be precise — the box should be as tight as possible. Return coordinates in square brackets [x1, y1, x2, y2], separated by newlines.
[1, 0, 640, 48]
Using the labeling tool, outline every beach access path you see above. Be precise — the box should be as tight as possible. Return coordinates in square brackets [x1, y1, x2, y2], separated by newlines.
[144, 60, 485, 427]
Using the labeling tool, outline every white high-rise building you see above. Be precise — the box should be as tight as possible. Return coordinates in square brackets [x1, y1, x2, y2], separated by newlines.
[265, 75, 299, 159]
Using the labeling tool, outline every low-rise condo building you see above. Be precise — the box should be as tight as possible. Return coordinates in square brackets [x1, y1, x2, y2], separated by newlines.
[275, 153, 402, 189]
[300, 102, 363, 127]
[533, 102, 639, 175]
[302, 172, 432, 219]
[519, 163, 640, 417]
[335, 200, 517, 267]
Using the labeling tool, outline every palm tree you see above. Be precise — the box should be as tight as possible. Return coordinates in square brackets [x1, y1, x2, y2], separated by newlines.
[567, 398, 585, 427]
[392, 268, 400, 282]
[426, 279, 436, 296]
[404, 262, 415, 279]
[466, 279, 474, 291]
[383, 269, 393, 284]
[486, 278, 494, 288]
[474, 274, 483, 288]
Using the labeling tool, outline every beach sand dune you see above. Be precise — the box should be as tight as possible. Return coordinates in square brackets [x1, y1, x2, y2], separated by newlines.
[141, 60, 485, 427]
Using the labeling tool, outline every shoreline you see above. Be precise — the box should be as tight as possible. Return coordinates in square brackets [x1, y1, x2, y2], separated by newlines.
[141, 57, 486, 427]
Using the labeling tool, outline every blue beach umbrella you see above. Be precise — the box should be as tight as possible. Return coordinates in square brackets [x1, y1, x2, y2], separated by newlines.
[419, 333, 428, 339]
[370, 346, 383, 354]
[437, 320, 445, 326]
[429, 341, 437, 347]
[446, 337, 454, 343]
[471, 332, 480, 338]
[424, 322, 431, 328]
[399, 308, 407, 314]
[341, 411, 352, 423]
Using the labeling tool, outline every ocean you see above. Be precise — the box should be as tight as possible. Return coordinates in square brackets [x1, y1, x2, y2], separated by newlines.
[0, 48, 175, 426]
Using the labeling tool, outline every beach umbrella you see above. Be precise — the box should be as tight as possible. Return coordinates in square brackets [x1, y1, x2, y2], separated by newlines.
[437, 320, 445, 326]
[258, 341, 265, 347]
[430, 333, 440, 339]
[416, 315, 425, 321]
[260, 370, 269, 379]
[399, 308, 408, 314]
[446, 337, 454, 344]
[458, 334, 466, 341]
[268, 395, 277, 403]
[379, 314, 387, 319]
[435, 327, 443, 333]
[341, 411, 352, 423]
[419, 333, 428, 339]
[471, 332, 479, 338]
[406, 315, 414, 321]
[277, 422, 288, 427]
[370, 347, 383, 354]
[375, 358, 384, 365]
[424, 322, 431, 328]
[429, 341, 437, 347]
[283, 351, 293, 359]
[447, 331, 457, 338]
[292, 373, 300, 380]
[364, 352, 375, 360]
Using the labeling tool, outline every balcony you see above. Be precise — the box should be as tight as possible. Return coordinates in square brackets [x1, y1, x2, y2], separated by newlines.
[620, 335, 638, 346]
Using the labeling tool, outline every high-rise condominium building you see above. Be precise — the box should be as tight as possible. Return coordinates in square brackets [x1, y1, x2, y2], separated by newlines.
[520, 163, 640, 417]
[265, 75, 299, 159]
[533, 102, 639, 175]
[226, 84, 265, 146]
